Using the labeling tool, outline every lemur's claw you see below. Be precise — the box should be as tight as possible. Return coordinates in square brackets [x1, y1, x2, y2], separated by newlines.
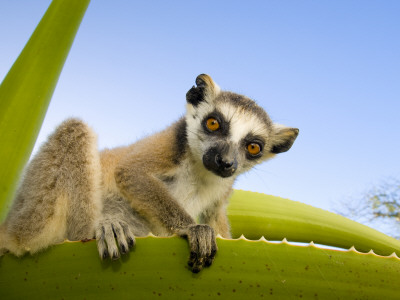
[204, 256, 214, 267]
[120, 244, 127, 255]
[191, 265, 202, 274]
[102, 249, 109, 260]
[128, 237, 135, 249]
[111, 251, 120, 260]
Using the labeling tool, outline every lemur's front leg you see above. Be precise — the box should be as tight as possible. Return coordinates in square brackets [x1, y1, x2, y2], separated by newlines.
[199, 198, 232, 239]
[115, 164, 217, 273]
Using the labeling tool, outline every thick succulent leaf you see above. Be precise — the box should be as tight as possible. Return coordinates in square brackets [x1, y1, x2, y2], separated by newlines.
[0, 0, 90, 220]
[229, 190, 400, 256]
[0, 236, 399, 299]
[1, 191, 400, 298]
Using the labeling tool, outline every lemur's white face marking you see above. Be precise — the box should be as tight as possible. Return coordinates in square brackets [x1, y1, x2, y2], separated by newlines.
[218, 101, 269, 144]
[186, 93, 271, 177]
[185, 74, 299, 179]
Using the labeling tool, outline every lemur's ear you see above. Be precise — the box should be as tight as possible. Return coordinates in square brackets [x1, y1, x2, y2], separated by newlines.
[270, 125, 299, 154]
[186, 74, 220, 106]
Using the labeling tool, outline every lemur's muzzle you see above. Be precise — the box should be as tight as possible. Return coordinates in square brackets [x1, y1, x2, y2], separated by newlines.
[202, 146, 238, 178]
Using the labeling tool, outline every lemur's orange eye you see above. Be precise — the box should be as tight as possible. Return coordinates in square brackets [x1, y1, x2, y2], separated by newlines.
[206, 118, 220, 131]
[247, 143, 261, 156]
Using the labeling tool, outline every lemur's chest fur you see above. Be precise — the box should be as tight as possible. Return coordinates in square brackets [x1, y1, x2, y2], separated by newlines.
[160, 158, 234, 220]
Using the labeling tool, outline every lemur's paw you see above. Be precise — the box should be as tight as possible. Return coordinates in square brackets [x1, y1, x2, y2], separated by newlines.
[185, 224, 217, 273]
[95, 219, 136, 260]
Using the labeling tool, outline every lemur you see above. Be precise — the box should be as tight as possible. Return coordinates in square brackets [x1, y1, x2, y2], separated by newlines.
[0, 74, 298, 273]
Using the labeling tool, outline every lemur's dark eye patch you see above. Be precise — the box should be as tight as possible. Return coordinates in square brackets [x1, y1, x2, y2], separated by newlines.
[242, 134, 265, 160]
[202, 112, 229, 136]
[206, 117, 220, 131]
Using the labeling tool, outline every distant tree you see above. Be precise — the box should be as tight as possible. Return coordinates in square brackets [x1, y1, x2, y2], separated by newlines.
[334, 178, 400, 239]
[369, 180, 400, 220]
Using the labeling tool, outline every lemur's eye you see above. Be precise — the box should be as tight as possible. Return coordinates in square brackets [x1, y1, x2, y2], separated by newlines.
[247, 143, 261, 156]
[206, 118, 220, 131]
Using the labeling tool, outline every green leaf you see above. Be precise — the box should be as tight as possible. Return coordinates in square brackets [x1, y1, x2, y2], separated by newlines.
[1, 191, 400, 299]
[0, 0, 90, 220]
[0, 236, 399, 299]
[229, 190, 400, 256]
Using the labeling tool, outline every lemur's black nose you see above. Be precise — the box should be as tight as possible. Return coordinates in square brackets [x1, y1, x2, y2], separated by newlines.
[215, 154, 236, 170]
[223, 161, 234, 169]
[203, 147, 238, 178]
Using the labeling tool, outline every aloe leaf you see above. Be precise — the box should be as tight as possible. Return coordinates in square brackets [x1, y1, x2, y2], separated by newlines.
[0, 0, 90, 220]
[229, 190, 400, 256]
[1, 191, 400, 298]
[0, 236, 399, 299]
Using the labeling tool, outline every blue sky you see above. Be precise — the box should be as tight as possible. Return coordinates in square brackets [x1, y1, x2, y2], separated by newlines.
[1, 1, 399, 220]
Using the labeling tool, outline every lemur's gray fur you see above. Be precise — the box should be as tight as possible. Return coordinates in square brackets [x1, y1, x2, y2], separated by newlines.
[0, 74, 298, 273]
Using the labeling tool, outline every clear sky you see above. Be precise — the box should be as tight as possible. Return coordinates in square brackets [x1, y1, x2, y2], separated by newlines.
[1, 1, 399, 220]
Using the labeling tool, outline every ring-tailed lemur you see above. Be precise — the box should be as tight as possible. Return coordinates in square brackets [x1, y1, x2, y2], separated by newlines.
[0, 74, 298, 273]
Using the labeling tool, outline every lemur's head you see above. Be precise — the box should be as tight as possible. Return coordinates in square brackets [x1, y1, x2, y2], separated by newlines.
[185, 74, 299, 178]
